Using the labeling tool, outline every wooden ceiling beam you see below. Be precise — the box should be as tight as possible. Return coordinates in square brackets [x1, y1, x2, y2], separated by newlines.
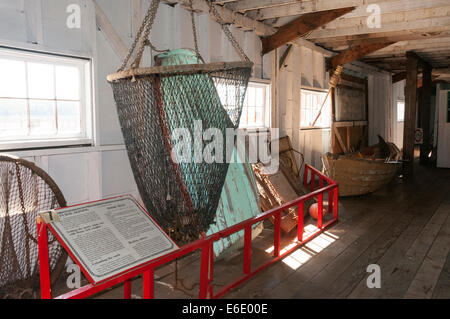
[393, 72, 407, 83]
[261, 6, 355, 55]
[308, 16, 450, 40]
[248, 0, 447, 20]
[164, 0, 275, 36]
[329, 42, 395, 69]
[316, 30, 450, 49]
[226, 0, 298, 13]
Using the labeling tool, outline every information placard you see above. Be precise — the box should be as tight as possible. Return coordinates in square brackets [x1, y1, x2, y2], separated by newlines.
[46, 195, 178, 284]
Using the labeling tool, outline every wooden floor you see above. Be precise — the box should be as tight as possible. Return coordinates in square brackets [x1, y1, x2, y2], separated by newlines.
[92, 163, 450, 299]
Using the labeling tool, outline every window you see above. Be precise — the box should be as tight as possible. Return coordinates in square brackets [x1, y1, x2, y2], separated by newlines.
[397, 100, 405, 122]
[300, 89, 331, 128]
[0, 48, 92, 149]
[216, 80, 270, 129]
[240, 82, 270, 128]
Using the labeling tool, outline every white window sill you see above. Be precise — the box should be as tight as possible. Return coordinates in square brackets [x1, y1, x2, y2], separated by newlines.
[0, 138, 94, 152]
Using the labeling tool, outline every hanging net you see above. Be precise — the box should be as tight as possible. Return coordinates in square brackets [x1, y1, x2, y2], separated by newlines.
[107, 0, 253, 244]
[0, 155, 67, 298]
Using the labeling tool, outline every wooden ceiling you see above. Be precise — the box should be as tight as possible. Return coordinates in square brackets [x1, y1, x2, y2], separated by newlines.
[207, 0, 450, 80]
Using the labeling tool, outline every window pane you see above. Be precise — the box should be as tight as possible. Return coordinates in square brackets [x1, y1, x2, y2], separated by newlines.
[255, 87, 264, 107]
[27, 62, 55, 99]
[55, 65, 80, 100]
[0, 59, 27, 98]
[0, 99, 28, 137]
[247, 87, 256, 107]
[255, 107, 263, 125]
[247, 106, 256, 125]
[29, 99, 56, 135]
[57, 101, 81, 133]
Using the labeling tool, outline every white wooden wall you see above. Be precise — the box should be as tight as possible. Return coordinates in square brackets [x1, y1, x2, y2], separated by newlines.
[273, 44, 331, 172]
[368, 72, 393, 145]
[0, 0, 270, 205]
[437, 86, 450, 168]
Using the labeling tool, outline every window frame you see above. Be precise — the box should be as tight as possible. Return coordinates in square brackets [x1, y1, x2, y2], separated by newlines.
[239, 79, 271, 129]
[0, 47, 93, 150]
[300, 87, 331, 130]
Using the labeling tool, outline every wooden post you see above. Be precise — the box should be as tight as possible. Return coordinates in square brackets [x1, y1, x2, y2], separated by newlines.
[403, 52, 419, 176]
[419, 65, 432, 165]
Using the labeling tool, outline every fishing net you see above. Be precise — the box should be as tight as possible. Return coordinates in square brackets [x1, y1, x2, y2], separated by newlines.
[107, 0, 253, 244]
[0, 155, 67, 298]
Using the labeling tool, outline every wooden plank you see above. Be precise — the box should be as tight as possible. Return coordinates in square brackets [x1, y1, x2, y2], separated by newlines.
[334, 121, 368, 128]
[249, 0, 448, 20]
[402, 52, 419, 176]
[333, 125, 348, 153]
[261, 7, 355, 54]
[432, 247, 450, 298]
[279, 44, 293, 70]
[227, 0, 299, 12]
[404, 202, 450, 299]
[167, 0, 275, 36]
[393, 72, 407, 83]
[330, 42, 394, 68]
[93, 0, 128, 60]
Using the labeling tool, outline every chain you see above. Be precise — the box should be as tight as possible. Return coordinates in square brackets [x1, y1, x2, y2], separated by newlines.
[118, 0, 250, 72]
[118, 0, 164, 72]
[204, 0, 250, 62]
[187, 0, 204, 62]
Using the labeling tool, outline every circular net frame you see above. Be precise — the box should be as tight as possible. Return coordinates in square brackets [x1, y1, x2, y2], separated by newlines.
[109, 63, 252, 244]
[0, 155, 67, 298]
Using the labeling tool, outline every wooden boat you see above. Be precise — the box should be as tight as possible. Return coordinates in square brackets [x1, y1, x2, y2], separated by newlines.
[322, 153, 401, 197]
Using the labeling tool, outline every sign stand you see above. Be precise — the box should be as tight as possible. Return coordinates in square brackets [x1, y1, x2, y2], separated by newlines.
[37, 195, 182, 299]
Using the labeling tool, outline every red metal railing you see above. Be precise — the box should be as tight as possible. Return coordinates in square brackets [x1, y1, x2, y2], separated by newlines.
[38, 164, 338, 299]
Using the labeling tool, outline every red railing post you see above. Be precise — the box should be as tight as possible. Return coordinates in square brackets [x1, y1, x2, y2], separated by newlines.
[318, 192, 323, 229]
[143, 268, 154, 299]
[303, 165, 308, 187]
[123, 279, 132, 299]
[199, 241, 211, 299]
[209, 243, 214, 298]
[274, 212, 281, 257]
[328, 189, 333, 216]
[243, 225, 252, 275]
[333, 186, 339, 220]
[37, 217, 51, 299]
[297, 202, 304, 242]
[310, 172, 315, 192]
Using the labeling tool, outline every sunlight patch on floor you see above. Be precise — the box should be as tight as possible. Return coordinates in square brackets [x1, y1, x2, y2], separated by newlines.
[264, 224, 339, 270]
